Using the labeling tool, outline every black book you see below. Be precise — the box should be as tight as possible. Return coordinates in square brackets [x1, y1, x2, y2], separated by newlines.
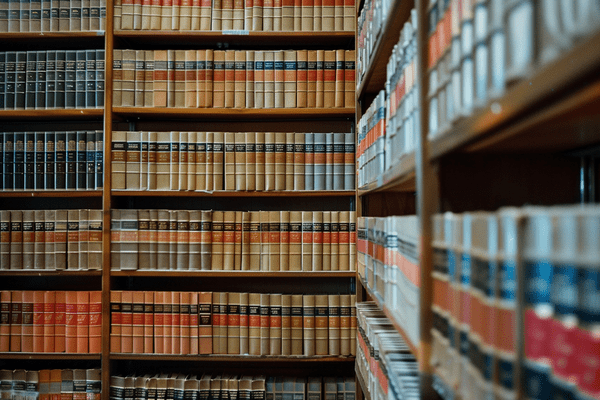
[77, 130, 87, 189]
[45, 50, 56, 109]
[66, 131, 77, 189]
[45, 131, 55, 190]
[14, 132, 25, 189]
[35, 51, 46, 109]
[35, 132, 45, 190]
[95, 49, 104, 107]
[15, 51, 27, 109]
[55, 131, 66, 189]
[86, 130, 95, 189]
[3, 132, 14, 189]
[65, 50, 77, 109]
[0, 53, 6, 109]
[25, 52, 37, 109]
[25, 131, 35, 190]
[85, 50, 96, 108]
[5, 51, 17, 109]
[55, 50, 66, 108]
[76, 50, 86, 108]
[95, 129, 103, 189]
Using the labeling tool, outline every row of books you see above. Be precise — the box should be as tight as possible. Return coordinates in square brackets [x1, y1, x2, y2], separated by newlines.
[0, 50, 105, 110]
[110, 291, 357, 356]
[110, 209, 356, 272]
[1, 131, 104, 192]
[426, 0, 600, 140]
[0, 369, 101, 400]
[430, 205, 600, 400]
[112, 49, 355, 109]
[355, 302, 419, 400]
[114, 0, 355, 32]
[111, 131, 355, 192]
[0, 291, 102, 354]
[356, 215, 419, 348]
[0, 0, 106, 32]
[110, 375, 354, 400]
[0, 209, 103, 271]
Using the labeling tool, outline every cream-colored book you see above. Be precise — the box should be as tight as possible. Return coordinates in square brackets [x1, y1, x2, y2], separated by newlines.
[300, 0, 312, 30]
[288, 211, 302, 271]
[180, 0, 192, 29]
[245, 132, 256, 191]
[211, 211, 224, 270]
[342, 0, 352, 30]
[296, 50, 308, 108]
[221, 0, 233, 29]
[252, 0, 262, 30]
[283, 50, 296, 108]
[243, 0, 252, 28]
[187, 132, 197, 190]
[314, 294, 328, 355]
[334, 50, 344, 108]
[293, 133, 305, 190]
[321, 0, 333, 30]
[169, 131, 180, 190]
[269, 293, 281, 355]
[322, 211, 331, 270]
[264, 132, 275, 191]
[174, 50, 187, 107]
[327, 294, 339, 355]
[258, 293, 269, 355]
[200, 0, 211, 29]
[189, 210, 201, 270]
[160, 0, 173, 29]
[172, 0, 181, 30]
[234, 51, 246, 108]
[323, 50, 336, 108]
[213, 131, 224, 190]
[255, 132, 265, 190]
[227, 292, 240, 354]
[150, 0, 161, 28]
[338, 210, 349, 270]
[290, 294, 303, 355]
[149, 210, 159, 270]
[113, 50, 123, 107]
[234, 132, 246, 190]
[306, 50, 317, 107]
[185, 50, 197, 108]
[301, 211, 313, 271]
[239, 292, 249, 353]
[274, 50, 284, 108]
[333, 0, 342, 31]
[293, 0, 301, 30]
[169, 210, 178, 270]
[140, 131, 149, 190]
[245, 51, 255, 108]
[224, 50, 236, 108]
[121, 0, 134, 29]
[121, 49, 136, 107]
[156, 210, 170, 270]
[285, 132, 294, 190]
[212, 0, 222, 29]
[268, 211, 280, 271]
[344, 50, 355, 108]
[191, 0, 201, 28]
[176, 210, 190, 271]
[213, 51, 226, 108]
[224, 132, 236, 191]
[196, 50, 206, 108]
[249, 211, 261, 270]
[259, 211, 270, 271]
[350, 294, 356, 355]
[312, 211, 323, 270]
[147, 131, 158, 190]
[218, 292, 228, 353]
[302, 294, 315, 356]
[154, 50, 168, 107]
[281, 0, 293, 30]
[156, 131, 171, 190]
[195, 131, 207, 191]
[126, 130, 142, 190]
[279, 210, 289, 271]
[222, 210, 236, 270]
[274, 132, 286, 190]
[111, 130, 127, 190]
[241, 212, 251, 270]
[200, 210, 212, 270]
[330, 211, 339, 270]
[234, 211, 242, 270]
[211, 293, 222, 353]
[263, 52, 274, 108]
[254, 51, 264, 108]
[178, 131, 189, 190]
[313, 0, 321, 30]
[339, 294, 350, 355]
[281, 294, 291, 355]
[232, 0, 244, 28]
[134, 50, 146, 107]
[262, 0, 273, 30]
[205, 50, 213, 105]
[206, 132, 214, 190]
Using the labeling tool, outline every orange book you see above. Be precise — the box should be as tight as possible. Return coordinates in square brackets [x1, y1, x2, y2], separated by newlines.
[38, 370, 50, 400]
[163, 291, 173, 354]
[110, 291, 122, 353]
[171, 292, 181, 354]
[65, 291, 78, 353]
[154, 291, 165, 354]
[120, 291, 133, 353]
[55, 292, 67, 353]
[89, 291, 101, 354]
[189, 292, 199, 354]
[43, 291, 56, 353]
[144, 291, 154, 354]
[76, 291, 89, 353]
[21, 290, 34, 352]
[10, 291, 22, 352]
[33, 291, 45, 352]
[132, 291, 145, 354]
[198, 291, 212, 354]
[180, 292, 191, 355]
[50, 369, 62, 400]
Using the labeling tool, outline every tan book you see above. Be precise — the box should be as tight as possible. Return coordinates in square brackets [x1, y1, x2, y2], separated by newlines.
[259, 211, 270, 271]
[213, 131, 224, 190]
[205, 132, 214, 190]
[322, 211, 331, 270]
[200, 210, 212, 270]
[252, 0, 262, 30]
[188, 211, 201, 271]
[290, 294, 303, 355]
[284, 132, 294, 190]
[126, 130, 142, 189]
[198, 292, 212, 354]
[274, 132, 286, 190]
[113, 50, 123, 107]
[241, 212, 251, 270]
[300, 0, 312, 30]
[120, 290, 133, 353]
[344, 50, 355, 108]
[245, 132, 256, 191]
[281, 0, 293, 30]
[350, 294, 356, 355]
[169, 212, 179, 271]
[171, 0, 181, 30]
[293, 0, 300, 30]
[169, 131, 180, 190]
[110, 210, 121, 271]
[224, 132, 236, 190]
[224, 50, 235, 108]
[67, 209, 80, 270]
[221, 0, 233, 28]
[313, 0, 321, 30]
[245, 51, 255, 108]
[121, 0, 135, 29]
[338, 211, 349, 270]
[176, 210, 190, 271]
[234, 132, 246, 190]
[323, 50, 336, 108]
[259, 293, 270, 355]
[255, 132, 266, 190]
[147, 131, 158, 190]
[160, 0, 173, 29]
[185, 50, 197, 108]
[187, 131, 197, 190]
[135, 51, 146, 107]
[154, 50, 169, 107]
[248, 292, 260, 355]
[304, 51, 317, 107]
[334, 50, 344, 108]
[269, 293, 281, 355]
[213, 51, 226, 108]
[222, 211, 235, 270]
[21, 211, 34, 270]
[227, 292, 240, 354]
[55, 210, 67, 270]
[131, 291, 144, 354]
[195, 131, 207, 190]
[234, 51, 246, 108]
[268, 211, 280, 271]
[233, 0, 244, 28]
[288, 211, 302, 271]
[328, 294, 339, 355]
[137, 210, 151, 270]
[263, 52, 274, 108]
[196, 50, 207, 108]
[44, 210, 56, 270]
[144, 292, 155, 353]
[180, 0, 192, 29]
[211, 292, 225, 354]
[274, 51, 284, 108]
[110, 291, 122, 352]
[314, 294, 328, 355]
[295, 50, 308, 108]
[111, 130, 127, 190]
[264, 132, 275, 191]
[301, 211, 313, 271]
[330, 211, 339, 270]
[156, 210, 169, 270]
[153, 292, 165, 353]
[121, 50, 136, 107]
[148, 210, 159, 270]
[282, 50, 296, 108]
[302, 294, 315, 356]
[169, 52, 179, 107]
[199, 0, 211, 29]
[234, 212, 242, 270]
[206, 50, 215, 107]
[141, 131, 150, 190]
[273, 0, 281, 30]
[150, 0, 161, 28]
[254, 51, 265, 108]
[211, 211, 224, 270]
[339, 294, 350, 355]
[262, 0, 272, 30]
[281, 294, 291, 355]
[333, 0, 342, 31]
[239, 292, 249, 354]
[279, 211, 290, 271]
[249, 211, 261, 270]
[174, 51, 187, 107]
[292, 133, 305, 190]
[315, 50, 325, 107]
[312, 211, 323, 270]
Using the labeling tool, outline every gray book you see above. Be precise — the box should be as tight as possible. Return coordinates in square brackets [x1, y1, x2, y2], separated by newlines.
[325, 133, 333, 190]
[333, 133, 344, 190]
[312, 132, 325, 190]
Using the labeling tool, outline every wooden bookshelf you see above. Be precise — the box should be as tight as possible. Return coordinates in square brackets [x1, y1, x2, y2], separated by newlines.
[0, 353, 102, 360]
[111, 190, 356, 197]
[112, 107, 355, 119]
[110, 354, 355, 362]
[0, 32, 105, 39]
[0, 191, 103, 198]
[0, 270, 102, 276]
[0, 109, 104, 120]
[110, 271, 356, 277]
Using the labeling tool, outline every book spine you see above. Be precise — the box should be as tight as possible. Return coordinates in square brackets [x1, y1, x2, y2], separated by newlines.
[264, 132, 275, 191]
[245, 132, 255, 191]
[302, 294, 315, 356]
[22, 210, 35, 270]
[301, 211, 313, 271]
[110, 291, 122, 353]
[259, 293, 270, 355]
[234, 51, 246, 108]
[224, 132, 236, 190]
[283, 50, 296, 108]
[213, 131, 224, 190]
[254, 132, 265, 190]
[253, 51, 264, 108]
[222, 211, 236, 270]
[330, 211, 338, 270]
[43, 291, 55, 352]
[239, 292, 249, 354]
[153, 291, 164, 353]
[263, 52, 274, 108]
[88, 291, 101, 353]
[176, 210, 190, 271]
[33, 210, 45, 270]
[187, 131, 197, 190]
[322, 211, 331, 271]
[274, 132, 286, 190]
[9, 210, 23, 269]
[65, 291, 78, 352]
[188, 292, 198, 354]
[260, 211, 270, 271]
[269, 211, 280, 271]
[120, 291, 133, 353]
[211, 211, 224, 270]
[269, 293, 281, 355]
[76, 291, 89, 353]
[248, 292, 260, 355]
[245, 51, 254, 108]
[273, 51, 284, 108]
[339, 294, 350, 355]
[227, 292, 240, 354]
[144, 291, 154, 354]
[54, 210, 67, 270]
[170, 291, 181, 354]
[312, 212, 323, 270]
[288, 211, 302, 271]
[314, 294, 328, 355]
[198, 291, 212, 354]
[32, 291, 45, 352]
[284, 132, 294, 190]
[66, 131, 77, 189]
[132, 291, 144, 354]
[180, 292, 191, 354]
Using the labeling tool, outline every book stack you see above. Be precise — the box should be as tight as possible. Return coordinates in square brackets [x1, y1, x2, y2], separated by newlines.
[111, 131, 354, 192]
[113, 0, 355, 32]
[112, 49, 354, 109]
[109, 375, 354, 400]
[1, 131, 104, 191]
[0, 369, 101, 400]
[356, 91, 384, 188]
[0, 50, 105, 110]
[0, 0, 106, 32]
[0, 209, 103, 271]
[430, 205, 600, 400]
[109, 290, 356, 356]
[356, 215, 419, 348]
[355, 302, 419, 400]
[0, 291, 102, 353]
[426, 0, 600, 140]
[110, 209, 356, 272]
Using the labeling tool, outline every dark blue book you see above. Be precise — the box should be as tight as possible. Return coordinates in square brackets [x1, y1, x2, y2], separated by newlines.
[24, 131, 35, 190]
[35, 132, 45, 190]
[13, 132, 25, 189]
[95, 49, 104, 107]
[66, 131, 77, 189]
[54, 131, 66, 189]
[85, 50, 96, 108]
[86, 130, 95, 189]
[75, 50, 86, 108]
[25, 52, 37, 109]
[44, 131, 55, 190]
[45, 50, 56, 108]
[35, 51, 46, 109]
[65, 50, 77, 109]
[3, 132, 14, 189]
[95, 129, 103, 189]
[5, 51, 17, 109]
[55, 50, 66, 108]
[0, 132, 3, 190]
[76, 130, 87, 189]
[0, 53, 6, 109]
[15, 51, 26, 109]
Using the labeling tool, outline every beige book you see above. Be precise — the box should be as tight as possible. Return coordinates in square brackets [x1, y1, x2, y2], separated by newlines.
[334, 50, 344, 108]
[239, 292, 249, 354]
[187, 132, 197, 190]
[314, 294, 328, 355]
[111, 130, 127, 190]
[288, 211, 302, 271]
[300, 0, 312, 30]
[259, 293, 270, 355]
[234, 51, 246, 108]
[178, 131, 189, 190]
[262, 0, 272, 30]
[149, 210, 159, 270]
[245, 52, 255, 108]
[185, 50, 197, 108]
[217, 292, 229, 353]
[195, 131, 207, 191]
[306, 50, 317, 107]
[210, 293, 221, 351]
[342, 0, 353, 30]
[241, 212, 251, 270]
[274, 132, 286, 190]
[284, 132, 295, 190]
[312, 211, 323, 270]
[279, 211, 289, 270]
[172, 0, 181, 30]
[213, 131, 224, 190]
[113, 50, 123, 107]
[156, 210, 170, 269]
[302, 294, 315, 356]
[176, 210, 190, 271]
[293, 133, 305, 190]
[189, 210, 202, 270]
[190, 0, 201, 29]
[233, 0, 244, 28]
[154, 50, 168, 108]
[281, 0, 293, 30]
[245, 132, 256, 191]
[169, 131, 180, 190]
[204, 51, 214, 107]
[248, 293, 261, 355]
[339, 294, 350, 355]
[55, 210, 67, 270]
[140, 131, 149, 190]
[263, 52, 274, 108]
[121, 49, 136, 107]
[301, 211, 313, 271]
[274, 51, 284, 108]
[316, 50, 325, 107]
[252, 0, 262, 30]
[213, 51, 226, 108]
[264, 132, 275, 191]
[169, 211, 178, 271]
[293, 0, 300, 30]
[66, 209, 80, 270]
[327, 294, 339, 355]
[259, 211, 270, 271]
[114, 0, 123, 28]
[121, 0, 135, 29]
[222, 211, 235, 270]
[323, 50, 336, 108]
[44, 210, 56, 270]
[167, 52, 177, 107]
[349, 211, 355, 271]
[205, 132, 214, 190]
[234, 211, 242, 270]
[200, 0, 211, 29]
[221, 0, 233, 29]
[134, 50, 146, 107]
[120, 209, 139, 271]
[269, 293, 281, 355]
[350, 294, 356, 355]
[290, 294, 303, 355]
[174, 50, 186, 107]
[110, 210, 122, 270]
[282, 50, 296, 108]
[255, 132, 265, 190]
[138, 210, 151, 270]
[281, 294, 291, 355]
[211, 211, 224, 270]
[224, 132, 236, 190]
[160, 0, 173, 30]
[32, 211, 44, 270]
[227, 292, 240, 354]
[234, 132, 246, 190]
[322, 211, 331, 270]
[295, 50, 308, 108]
[196, 50, 206, 108]
[344, 50, 355, 108]
[249, 211, 261, 270]
[254, 51, 264, 108]
[330, 211, 339, 270]
[147, 131, 158, 190]
[150, 0, 161, 28]
[268, 211, 280, 271]
[200, 210, 212, 270]
[224, 50, 235, 108]
[273, 0, 281, 29]
[313, 0, 321, 30]
[338, 211, 349, 270]
[333, 0, 342, 31]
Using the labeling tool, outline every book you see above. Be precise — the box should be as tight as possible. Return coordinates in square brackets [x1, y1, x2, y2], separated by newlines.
[274, 51, 284, 107]
[198, 291, 212, 354]
[248, 292, 260, 355]
[259, 293, 270, 355]
[283, 50, 296, 108]
[302, 294, 315, 356]
[176, 210, 190, 271]
[223, 211, 236, 270]
[224, 132, 236, 190]
[264, 132, 275, 190]
[234, 51, 246, 108]
[227, 292, 240, 354]
[284, 132, 294, 190]
[339, 294, 350, 355]
[314, 294, 327, 355]
[260, 211, 270, 270]
[254, 51, 264, 108]
[269, 211, 280, 271]
[322, 212, 331, 271]
[245, 132, 256, 190]
[213, 131, 224, 190]
[254, 132, 265, 190]
[22, 210, 35, 269]
[263, 52, 274, 108]
[274, 132, 286, 190]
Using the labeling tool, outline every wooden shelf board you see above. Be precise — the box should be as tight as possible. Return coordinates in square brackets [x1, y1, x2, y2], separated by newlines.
[357, 152, 416, 195]
[0, 270, 102, 276]
[428, 29, 600, 158]
[110, 270, 356, 277]
[0, 353, 101, 360]
[0, 191, 103, 198]
[0, 32, 105, 39]
[112, 107, 355, 119]
[0, 109, 104, 120]
[110, 354, 355, 362]
[356, 0, 415, 98]
[111, 190, 356, 197]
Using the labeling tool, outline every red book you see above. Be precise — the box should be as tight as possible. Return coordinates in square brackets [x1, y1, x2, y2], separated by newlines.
[198, 291, 212, 354]
[132, 291, 145, 354]
[180, 292, 191, 355]
[110, 291, 122, 353]
[0, 291, 10, 352]
[144, 292, 154, 354]
[76, 291, 89, 353]
[43, 291, 56, 353]
[21, 290, 34, 352]
[88, 291, 102, 353]
[65, 291, 78, 353]
[154, 291, 165, 354]
[120, 291, 133, 353]
[189, 292, 199, 355]
[10, 291, 22, 352]
[171, 291, 181, 354]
